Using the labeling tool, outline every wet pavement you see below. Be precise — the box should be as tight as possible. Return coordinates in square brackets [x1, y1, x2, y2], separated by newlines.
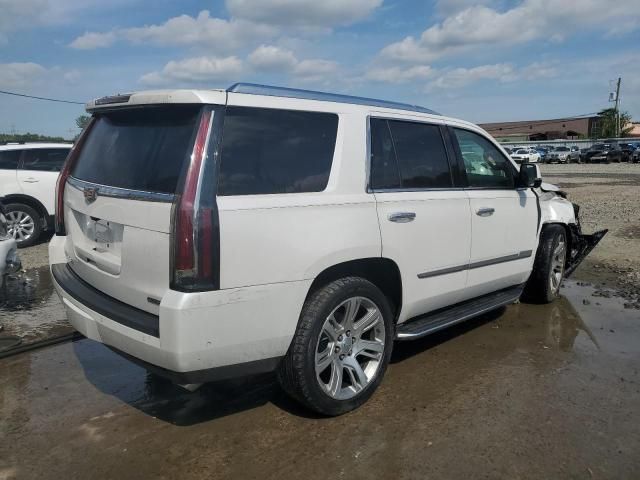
[1, 281, 639, 480]
[0, 266, 70, 343]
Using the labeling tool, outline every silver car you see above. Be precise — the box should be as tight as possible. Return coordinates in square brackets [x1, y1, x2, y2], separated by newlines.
[547, 146, 571, 163]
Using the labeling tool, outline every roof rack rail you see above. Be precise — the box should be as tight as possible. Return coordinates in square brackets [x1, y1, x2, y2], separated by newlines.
[227, 83, 439, 115]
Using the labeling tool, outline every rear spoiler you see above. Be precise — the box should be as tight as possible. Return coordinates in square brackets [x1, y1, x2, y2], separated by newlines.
[86, 90, 226, 113]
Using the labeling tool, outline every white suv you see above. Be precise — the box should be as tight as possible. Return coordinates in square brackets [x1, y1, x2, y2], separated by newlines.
[49, 84, 606, 415]
[0, 142, 72, 246]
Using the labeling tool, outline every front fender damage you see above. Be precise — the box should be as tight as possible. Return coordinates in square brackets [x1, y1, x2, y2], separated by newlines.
[565, 203, 608, 278]
[538, 185, 607, 277]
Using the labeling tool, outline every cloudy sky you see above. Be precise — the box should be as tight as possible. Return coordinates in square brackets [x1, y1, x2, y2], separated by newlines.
[1, 0, 639, 138]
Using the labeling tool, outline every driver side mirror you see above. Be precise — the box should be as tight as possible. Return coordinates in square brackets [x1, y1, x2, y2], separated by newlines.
[517, 163, 542, 188]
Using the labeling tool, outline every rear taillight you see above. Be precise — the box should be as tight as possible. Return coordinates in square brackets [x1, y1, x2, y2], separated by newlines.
[55, 118, 95, 235]
[171, 108, 219, 291]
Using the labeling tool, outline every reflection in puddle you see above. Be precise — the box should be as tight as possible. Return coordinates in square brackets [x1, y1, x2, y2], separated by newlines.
[0, 266, 69, 340]
[1, 266, 54, 311]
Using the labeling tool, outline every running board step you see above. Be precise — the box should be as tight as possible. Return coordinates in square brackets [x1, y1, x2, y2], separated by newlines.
[395, 285, 524, 341]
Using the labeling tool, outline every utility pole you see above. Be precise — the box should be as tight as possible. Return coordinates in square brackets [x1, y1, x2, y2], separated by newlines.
[614, 77, 621, 138]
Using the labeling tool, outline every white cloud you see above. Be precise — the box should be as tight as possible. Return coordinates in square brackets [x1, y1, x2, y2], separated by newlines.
[248, 45, 298, 71]
[0, 62, 47, 88]
[69, 10, 275, 51]
[226, 0, 382, 27]
[69, 31, 117, 49]
[382, 0, 640, 63]
[366, 65, 434, 83]
[425, 62, 557, 90]
[293, 59, 339, 82]
[247, 45, 338, 82]
[0, 0, 46, 44]
[140, 56, 244, 86]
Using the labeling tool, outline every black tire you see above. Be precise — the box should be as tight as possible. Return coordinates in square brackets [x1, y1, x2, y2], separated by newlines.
[522, 225, 567, 304]
[5, 203, 42, 248]
[277, 277, 394, 416]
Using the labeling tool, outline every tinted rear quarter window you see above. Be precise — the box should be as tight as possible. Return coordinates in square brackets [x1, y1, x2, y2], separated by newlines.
[72, 106, 201, 194]
[0, 150, 21, 170]
[218, 107, 338, 196]
[21, 148, 70, 172]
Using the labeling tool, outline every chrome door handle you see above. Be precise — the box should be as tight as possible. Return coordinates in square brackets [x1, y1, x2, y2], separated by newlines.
[388, 212, 416, 223]
[476, 207, 495, 217]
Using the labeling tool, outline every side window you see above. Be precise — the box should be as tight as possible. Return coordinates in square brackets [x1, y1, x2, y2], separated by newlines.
[387, 120, 453, 189]
[453, 129, 515, 188]
[0, 150, 22, 170]
[21, 148, 70, 172]
[370, 119, 401, 189]
[218, 107, 338, 196]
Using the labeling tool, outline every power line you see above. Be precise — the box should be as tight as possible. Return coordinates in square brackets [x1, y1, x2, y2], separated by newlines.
[0, 89, 84, 105]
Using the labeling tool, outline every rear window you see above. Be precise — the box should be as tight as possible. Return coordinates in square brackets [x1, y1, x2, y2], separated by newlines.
[71, 106, 201, 194]
[218, 107, 338, 196]
[21, 148, 70, 172]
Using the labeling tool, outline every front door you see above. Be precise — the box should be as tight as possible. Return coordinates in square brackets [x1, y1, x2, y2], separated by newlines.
[371, 117, 472, 323]
[450, 127, 538, 298]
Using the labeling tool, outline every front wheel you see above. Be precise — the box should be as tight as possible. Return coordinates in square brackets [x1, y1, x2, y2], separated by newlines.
[522, 225, 567, 304]
[278, 277, 394, 416]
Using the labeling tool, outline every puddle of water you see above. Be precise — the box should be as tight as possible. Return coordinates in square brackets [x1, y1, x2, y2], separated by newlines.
[0, 265, 69, 340]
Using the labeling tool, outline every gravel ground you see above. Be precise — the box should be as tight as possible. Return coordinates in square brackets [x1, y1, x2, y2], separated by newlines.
[540, 163, 640, 308]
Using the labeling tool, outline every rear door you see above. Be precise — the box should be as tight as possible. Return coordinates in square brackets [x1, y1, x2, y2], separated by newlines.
[372, 117, 472, 322]
[450, 127, 538, 298]
[17, 147, 70, 214]
[62, 104, 207, 314]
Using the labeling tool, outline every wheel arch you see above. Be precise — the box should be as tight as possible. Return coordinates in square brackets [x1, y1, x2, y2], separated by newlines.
[306, 257, 403, 323]
[540, 221, 572, 266]
[3, 194, 50, 229]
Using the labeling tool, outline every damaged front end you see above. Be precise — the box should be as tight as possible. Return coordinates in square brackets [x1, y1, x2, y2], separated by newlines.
[564, 203, 608, 278]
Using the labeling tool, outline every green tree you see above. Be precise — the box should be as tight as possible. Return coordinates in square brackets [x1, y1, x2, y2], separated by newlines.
[596, 108, 633, 138]
[75, 115, 91, 131]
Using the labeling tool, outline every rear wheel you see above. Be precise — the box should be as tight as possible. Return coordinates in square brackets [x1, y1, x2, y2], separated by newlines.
[278, 277, 394, 416]
[522, 225, 567, 304]
[5, 203, 42, 248]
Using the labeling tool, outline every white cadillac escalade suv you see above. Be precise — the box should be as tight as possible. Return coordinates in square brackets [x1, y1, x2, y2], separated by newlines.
[49, 84, 606, 415]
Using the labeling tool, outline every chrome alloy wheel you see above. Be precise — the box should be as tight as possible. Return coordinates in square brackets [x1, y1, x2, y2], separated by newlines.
[315, 296, 386, 400]
[6, 210, 35, 243]
[549, 237, 566, 294]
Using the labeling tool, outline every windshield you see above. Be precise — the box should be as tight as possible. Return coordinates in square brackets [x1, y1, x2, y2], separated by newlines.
[515, 149, 528, 154]
[556, 147, 569, 151]
[72, 106, 201, 194]
[591, 144, 605, 150]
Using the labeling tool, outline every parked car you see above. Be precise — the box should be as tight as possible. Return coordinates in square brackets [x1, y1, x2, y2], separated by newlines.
[547, 146, 571, 163]
[619, 143, 637, 162]
[536, 147, 551, 162]
[0, 199, 21, 288]
[633, 146, 640, 163]
[584, 143, 623, 163]
[49, 83, 606, 415]
[0, 142, 72, 247]
[511, 147, 541, 163]
[568, 146, 581, 163]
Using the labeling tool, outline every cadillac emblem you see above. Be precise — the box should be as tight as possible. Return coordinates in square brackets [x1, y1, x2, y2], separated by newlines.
[83, 187, 98, 204]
